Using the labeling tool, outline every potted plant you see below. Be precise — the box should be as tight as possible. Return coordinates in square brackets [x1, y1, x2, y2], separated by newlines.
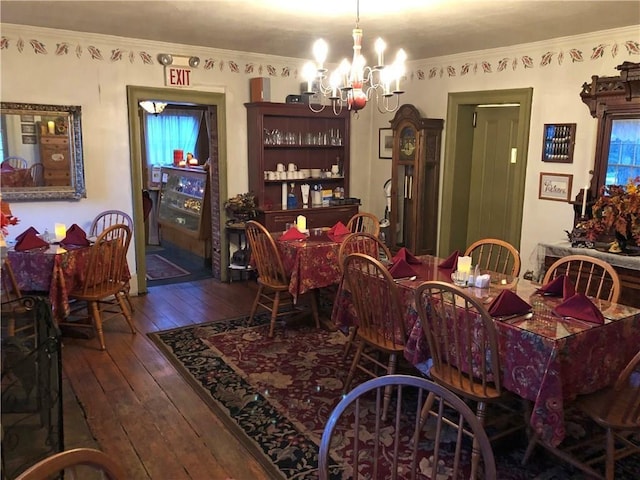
[224, 192, 257, 223]
[584, 176, 640, 252]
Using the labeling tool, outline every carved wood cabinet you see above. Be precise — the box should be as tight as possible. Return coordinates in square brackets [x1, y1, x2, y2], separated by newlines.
[389, 104, 443, 255]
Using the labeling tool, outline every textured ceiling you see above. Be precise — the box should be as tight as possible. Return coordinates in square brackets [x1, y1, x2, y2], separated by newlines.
[1, 1, 639, 62]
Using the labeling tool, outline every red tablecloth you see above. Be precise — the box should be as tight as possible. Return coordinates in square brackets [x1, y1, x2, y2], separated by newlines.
[276, 231, 343, 300]
[7, 244, 130, 323]
[0, 168, 32, 187]
[331, 254, 640, 447]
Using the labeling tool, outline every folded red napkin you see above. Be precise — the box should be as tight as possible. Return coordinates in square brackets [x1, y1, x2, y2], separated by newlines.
[392, 247, 422, 265]
[279, 227, 307, 241]
[388, 258, 417, 279]
[553, 293, 604, 324]
[537, 275, 576, 300]
[60, 223, 90, 246]
[327, 221, 350, 236]
[14, 230, 49, 251]
[15, 226, 40, 243]
[487, 290, 532, 317]
[438, 250, 460, 269]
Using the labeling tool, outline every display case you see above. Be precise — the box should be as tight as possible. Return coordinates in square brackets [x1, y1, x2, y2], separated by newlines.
[389, 104, 443, 255]
[158, 166, 211, 259]
[246, 102, 358, 231]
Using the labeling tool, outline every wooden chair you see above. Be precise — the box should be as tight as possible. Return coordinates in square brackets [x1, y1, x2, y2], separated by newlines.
[543, 254, 621, 303]
[14, 447, 125, 480]
[89, 209, 134, 311]
[1, 257, 34, 338]
[62, 224, 135, 350]
[523, 350, 640, 480]
[346, 212, 380, 237]
[2, 156, 28, 170]
[29, 162, 45, 186]
[464, 237, 521, 276]
[342, 253, 405, 420]
[318, 374, 497, 480]
[245, 220, 319, 337]
[414, 280, 525, 479]
[89, 209, 133, 236]
[338, 232, 392, 358]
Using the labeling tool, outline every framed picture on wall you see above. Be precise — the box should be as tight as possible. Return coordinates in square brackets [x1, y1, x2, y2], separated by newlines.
[539, 172, 573, 202]
[379, 128, 393, 159]
[22, 135, 37, 145]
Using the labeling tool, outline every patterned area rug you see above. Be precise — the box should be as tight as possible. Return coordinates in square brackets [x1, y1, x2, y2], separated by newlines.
[148, 315, 639, 479]
[145, 253, 190, 280]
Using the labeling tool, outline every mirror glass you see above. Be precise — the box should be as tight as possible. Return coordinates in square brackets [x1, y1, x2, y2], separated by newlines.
[0, 102, 85, 201]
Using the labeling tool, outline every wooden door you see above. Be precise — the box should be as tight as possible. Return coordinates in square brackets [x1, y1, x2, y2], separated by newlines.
[466, 106, 523, 249]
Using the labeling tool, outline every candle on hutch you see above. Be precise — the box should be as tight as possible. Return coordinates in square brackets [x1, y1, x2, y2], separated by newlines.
[47, 121, 55, 135]
[581, 186, 588, 217]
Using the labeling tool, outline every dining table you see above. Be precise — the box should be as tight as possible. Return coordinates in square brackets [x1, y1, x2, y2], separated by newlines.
[6, 241, 130, 324]
[275, 229, 345, 301]
[331, 254, 640, 447]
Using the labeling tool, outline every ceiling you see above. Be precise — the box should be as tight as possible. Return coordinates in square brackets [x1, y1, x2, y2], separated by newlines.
[1, 1, 639, 62]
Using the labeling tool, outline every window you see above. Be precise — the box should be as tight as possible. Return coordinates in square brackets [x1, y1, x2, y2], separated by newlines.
[605, 118, 640, 186]
[144, 108, 202, 167]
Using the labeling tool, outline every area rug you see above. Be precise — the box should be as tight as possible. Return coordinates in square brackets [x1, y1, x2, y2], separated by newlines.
[145, 254, 190, 280]
[149, 315, 640, 479]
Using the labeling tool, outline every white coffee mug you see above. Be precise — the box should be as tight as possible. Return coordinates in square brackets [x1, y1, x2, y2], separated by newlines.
[331, 164, 339, 175]
[288, 163, 297, 172]
[268, 171, 277, 180]
[276, 163, 285, 172]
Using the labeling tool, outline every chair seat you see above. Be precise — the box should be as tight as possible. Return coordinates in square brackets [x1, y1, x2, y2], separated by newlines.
[430, 365, 503, 402]
[576, 386, 640, 431]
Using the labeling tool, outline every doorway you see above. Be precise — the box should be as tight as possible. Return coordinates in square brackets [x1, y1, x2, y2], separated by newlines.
[439, 88, 533, 256]
[126, 86, 228, 294]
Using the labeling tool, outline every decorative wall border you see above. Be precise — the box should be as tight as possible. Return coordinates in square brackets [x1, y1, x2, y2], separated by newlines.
[1, 30, 638, 82]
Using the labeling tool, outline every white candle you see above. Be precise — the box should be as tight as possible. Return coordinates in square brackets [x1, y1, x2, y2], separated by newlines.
[54, 223, 66, 241]
[47, 121, 55, 134]
[296, 215, 306, 232]
[581, 186, 588, 217]
[457, 256, 472, 273]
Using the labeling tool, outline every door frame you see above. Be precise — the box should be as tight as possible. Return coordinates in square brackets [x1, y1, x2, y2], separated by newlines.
[439, 88, 533, 256]
[126, 86, 228, 294]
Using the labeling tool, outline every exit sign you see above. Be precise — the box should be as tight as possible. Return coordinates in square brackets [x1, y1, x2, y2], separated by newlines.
[165, 66, 192, 87]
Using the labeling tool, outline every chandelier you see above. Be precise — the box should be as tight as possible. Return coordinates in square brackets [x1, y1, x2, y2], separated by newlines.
[302, 0, 406, 115]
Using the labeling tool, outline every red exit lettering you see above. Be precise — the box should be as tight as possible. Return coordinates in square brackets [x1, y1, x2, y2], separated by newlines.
[165, 67, 192, 87]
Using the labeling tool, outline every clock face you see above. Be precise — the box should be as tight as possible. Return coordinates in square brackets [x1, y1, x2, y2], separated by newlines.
[399, 126, 416, 160]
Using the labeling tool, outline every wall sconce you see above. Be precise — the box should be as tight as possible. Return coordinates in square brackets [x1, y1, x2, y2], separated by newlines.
[157, 53, 200, 68]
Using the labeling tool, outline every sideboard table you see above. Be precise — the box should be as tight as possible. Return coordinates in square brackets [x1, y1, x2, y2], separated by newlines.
[538, 241, 640, 307]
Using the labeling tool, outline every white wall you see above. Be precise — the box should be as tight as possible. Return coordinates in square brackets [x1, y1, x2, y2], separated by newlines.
[1, 23, 639, 290]
[364, 26, 640, 276]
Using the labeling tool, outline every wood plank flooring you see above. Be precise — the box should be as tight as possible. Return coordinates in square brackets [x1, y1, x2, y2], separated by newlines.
[61, 278, 272, 479]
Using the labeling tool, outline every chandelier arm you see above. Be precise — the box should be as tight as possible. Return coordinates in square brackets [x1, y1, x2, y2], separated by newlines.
[308, 101, 326, 113]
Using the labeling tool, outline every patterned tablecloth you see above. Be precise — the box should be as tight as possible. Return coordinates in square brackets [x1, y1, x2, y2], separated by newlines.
[332, 254, 640, 447]
[275, 231, 344, 299]
[7, 243, 130, 323]
[0, 168, 32, 188]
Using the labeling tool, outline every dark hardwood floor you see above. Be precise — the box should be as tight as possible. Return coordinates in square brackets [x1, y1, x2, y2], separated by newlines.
[61, 278, 271, 479]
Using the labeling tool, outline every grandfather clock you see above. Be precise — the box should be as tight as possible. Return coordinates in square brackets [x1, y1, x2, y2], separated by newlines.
[389, 104, 443, 255]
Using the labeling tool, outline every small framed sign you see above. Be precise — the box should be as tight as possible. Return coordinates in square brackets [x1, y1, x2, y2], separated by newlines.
[379, 128, 393, 159]
[539, 172, 573, 202]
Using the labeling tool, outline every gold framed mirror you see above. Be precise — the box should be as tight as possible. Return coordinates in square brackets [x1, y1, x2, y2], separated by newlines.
[1, 102, 85, 201]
